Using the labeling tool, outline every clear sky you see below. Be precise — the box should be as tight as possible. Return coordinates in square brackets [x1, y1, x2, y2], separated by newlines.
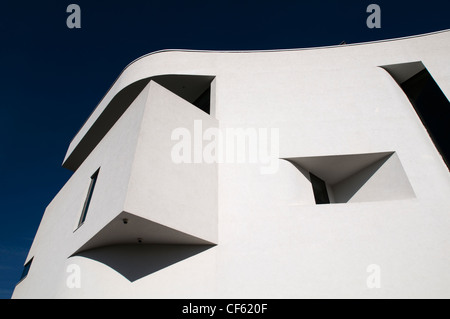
[0, 0, 449, 299]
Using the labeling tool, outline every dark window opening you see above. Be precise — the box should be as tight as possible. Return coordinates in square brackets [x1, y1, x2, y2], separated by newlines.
[401, 69, 450, 170]
[18, 258, 33, 283]
[152, 75, 214, 115]
[78, 169, 100, 227]
[193, 87, 211, 114]
[310, 172, 330, 204]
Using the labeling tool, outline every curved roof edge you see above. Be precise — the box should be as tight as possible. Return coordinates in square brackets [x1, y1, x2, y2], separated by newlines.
[62, 29, 450, 171]
[124, 28, 450, 68]
[110, 29, 450, 97]
[73, 28, 450, 139]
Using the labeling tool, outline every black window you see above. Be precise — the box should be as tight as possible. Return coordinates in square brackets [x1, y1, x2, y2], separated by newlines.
[19, 258, 33, 283]
[401, 69, 450, 170]
[78, 169, 99, 227]
[310, 173, 330, 204]
[193, 87, 211, 114]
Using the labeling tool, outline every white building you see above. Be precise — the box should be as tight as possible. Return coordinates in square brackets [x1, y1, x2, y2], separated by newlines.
[13, 30, 450, 299]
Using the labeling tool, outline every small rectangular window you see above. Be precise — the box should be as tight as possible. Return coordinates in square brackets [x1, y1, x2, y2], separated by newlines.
[18, 258, 33, 283]
[310, 172, 330, 204]
[78, 169, 100, 227]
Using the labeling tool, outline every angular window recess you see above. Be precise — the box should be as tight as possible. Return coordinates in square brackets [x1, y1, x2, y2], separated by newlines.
[310, 173, 330, 204]
[285, 152, 415, 204]
[152, 75, 214, 115]
[62, 74, 215, 172]
[381, 62, 450, 170]
[192, 86, 211, 114]
[18, 258, 33, 283]
[78, 169, 100, 227]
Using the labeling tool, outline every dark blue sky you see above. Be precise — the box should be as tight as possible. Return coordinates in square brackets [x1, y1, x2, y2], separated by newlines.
[1, 0, 449, 299]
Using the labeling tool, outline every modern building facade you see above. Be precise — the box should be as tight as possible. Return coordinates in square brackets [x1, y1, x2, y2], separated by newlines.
[13, 30, 450, 298]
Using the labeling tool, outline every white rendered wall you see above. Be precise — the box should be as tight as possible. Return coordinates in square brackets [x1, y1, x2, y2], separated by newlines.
[124, 81, 218, 244]
[13, 30, 450, 299]
[12, 80, 149, 298]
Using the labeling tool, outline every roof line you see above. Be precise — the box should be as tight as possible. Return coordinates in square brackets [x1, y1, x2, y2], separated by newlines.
[64, 29, 450, 154]
[125, 29, 450, 68]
